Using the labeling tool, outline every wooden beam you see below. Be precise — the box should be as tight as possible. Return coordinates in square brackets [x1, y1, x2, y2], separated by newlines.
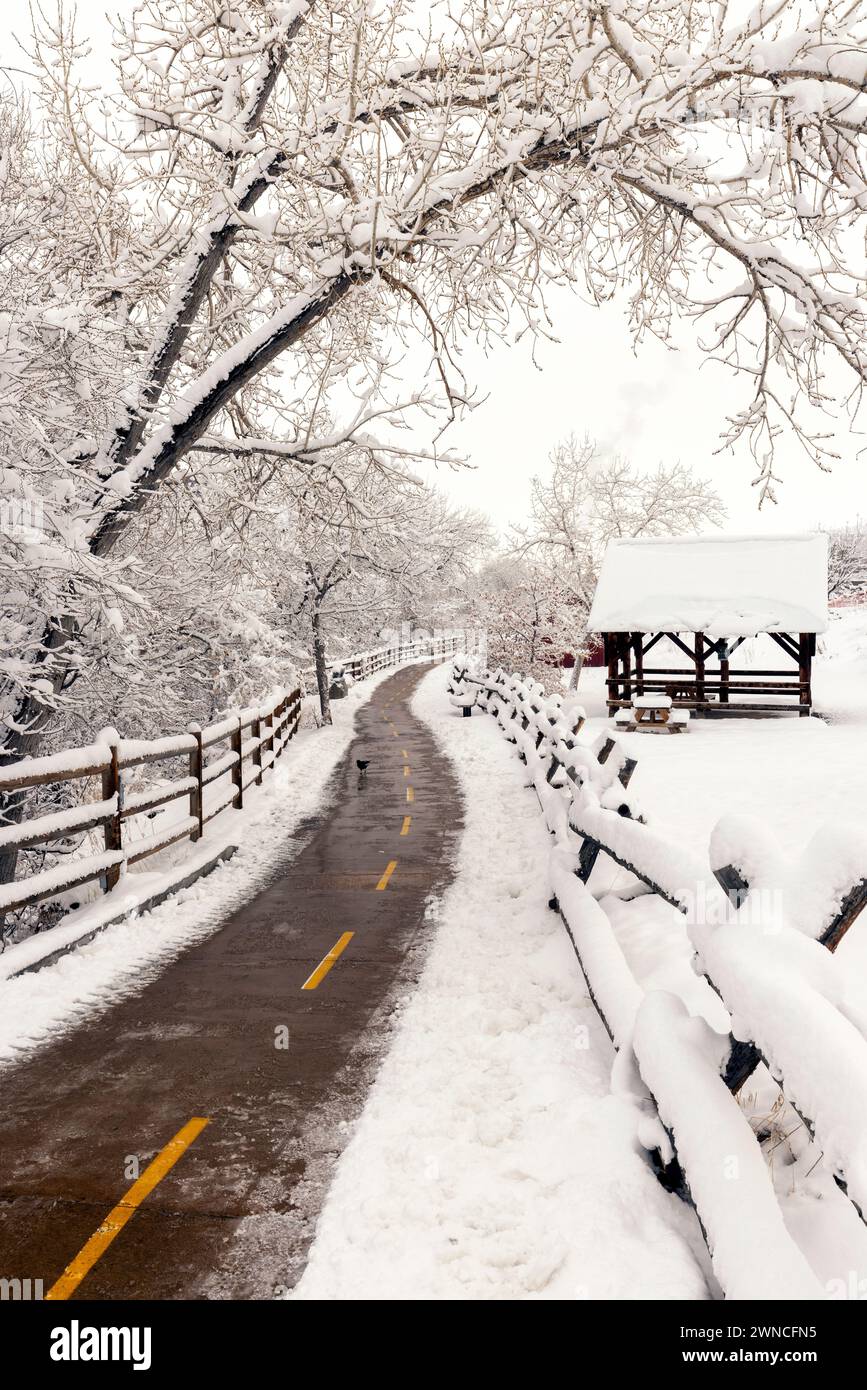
[713, 863, 749, 908]
[799, 632, 812, 717]
[605, 633, 618, 717]
[768, 631, 800, 663]
[695, 631, 706, 708]
[819, 879, 867, 951]
[664, 632, 695, 662]
[621, 633, 632, 706]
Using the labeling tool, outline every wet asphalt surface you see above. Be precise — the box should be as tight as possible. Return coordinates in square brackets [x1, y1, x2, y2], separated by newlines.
[0, 664, 461, 1299]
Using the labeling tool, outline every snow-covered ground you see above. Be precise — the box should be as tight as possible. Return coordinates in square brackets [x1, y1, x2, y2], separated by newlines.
[294, 610, 867, 1299]
[577, 610, 867, 1004]
[0, 668, 402, 1065]
[570, 608, 867, 1294]
[291, 663, 711, 1300]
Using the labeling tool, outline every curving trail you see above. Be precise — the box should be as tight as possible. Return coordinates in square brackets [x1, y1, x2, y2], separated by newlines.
[0, 663, 460, 1300]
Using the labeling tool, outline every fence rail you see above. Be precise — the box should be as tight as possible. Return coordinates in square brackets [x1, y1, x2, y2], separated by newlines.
[0, 688, 302, 916]
[300, 635, 462, 685]
[451, 659, 867, 1300]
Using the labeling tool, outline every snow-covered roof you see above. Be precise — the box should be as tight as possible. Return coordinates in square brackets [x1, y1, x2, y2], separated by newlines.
[587, 533, 829, 637]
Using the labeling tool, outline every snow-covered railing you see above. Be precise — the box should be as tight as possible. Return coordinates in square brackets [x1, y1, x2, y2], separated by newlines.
[301, 634, 462, 686]
[0, 687, 302, 918]
[455, 660, 867, 1299]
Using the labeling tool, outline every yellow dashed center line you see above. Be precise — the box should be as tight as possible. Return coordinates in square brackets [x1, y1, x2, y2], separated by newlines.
[302, 931, 354, 990]
[45, 1117, 210, 1301]
[406, 786, 414, 803]
[376, 859, 398, 891]
[401, 749, 409, 760]
[401, 815, 411, 836]
[403, 765, 411, 777]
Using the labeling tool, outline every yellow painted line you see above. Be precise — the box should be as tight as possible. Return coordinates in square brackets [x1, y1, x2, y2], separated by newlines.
[402, 749, 409, 760]
[302, 931, 354, 989]
[403, 765, 411, 777]
[376, 859, 398, 891]
[375, 856, 397, 889]
[406, 785, 414, 803]
[45, 1117, 210, 1301]
[401, 815, 411, 836]
[392, 729, 399, 738]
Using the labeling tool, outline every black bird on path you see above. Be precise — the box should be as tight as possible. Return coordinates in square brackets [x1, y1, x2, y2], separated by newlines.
[356, 758, 371, 772]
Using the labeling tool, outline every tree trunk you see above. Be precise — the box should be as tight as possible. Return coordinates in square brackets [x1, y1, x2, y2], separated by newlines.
[311, 605, 332, 727]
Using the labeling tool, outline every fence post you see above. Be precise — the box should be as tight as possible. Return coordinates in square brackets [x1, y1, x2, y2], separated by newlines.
[282, 694, 291, 748]
[231, 715, 243, 809]
[252, 712, 263, 786]
[276, 694, 288, 756]
[188, 722, 204, 841]
[100, 730, 123, 892]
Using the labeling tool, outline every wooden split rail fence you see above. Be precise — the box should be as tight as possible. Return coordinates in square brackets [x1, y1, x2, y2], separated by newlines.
[301, 634, 462, 685]
[450, 660, 867, 1300]
[0, 636, 461, 922]
[0, 688, 302, 917]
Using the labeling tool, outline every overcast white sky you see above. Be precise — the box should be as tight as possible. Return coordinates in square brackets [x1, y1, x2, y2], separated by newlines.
[3, 1, 864, 537]
[431, 284, 866, 533]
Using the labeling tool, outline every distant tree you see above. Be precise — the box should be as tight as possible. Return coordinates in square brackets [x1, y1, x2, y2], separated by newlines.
[512, 436, 725, 681]
[469, 556, 578, 682]
[283, 463, 491, 722]
[826, 522, 867, 600]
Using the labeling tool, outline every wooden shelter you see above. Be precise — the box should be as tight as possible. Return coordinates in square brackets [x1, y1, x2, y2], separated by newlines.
[586, 533, 828, 718]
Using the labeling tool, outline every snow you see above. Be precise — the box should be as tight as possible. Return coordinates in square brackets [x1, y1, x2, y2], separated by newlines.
[0, 851, 124, 913]
[568, 784, 716, 912]
[550, 849, 643, 1048]
[587, 532, 829, 636]
[0, 796, 116, 850]
[117, 732, 196, 763]
[291, 663, 709, 1301]
[0, 740, 110, 788]
[709, 814, 867, 942]
[691, 913, 867, 1218]
[633, 992, 825, 1300]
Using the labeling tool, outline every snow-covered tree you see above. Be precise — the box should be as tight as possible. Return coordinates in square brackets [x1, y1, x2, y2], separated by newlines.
[283, 460, 490, 722]
[3, 0, 867, 880]
[509, 435, 724, 678]
[6, 0, 867, 737]
[516, 435, 724, 603]
[826, 521, 867, 600]
[469, 556, 579, 681]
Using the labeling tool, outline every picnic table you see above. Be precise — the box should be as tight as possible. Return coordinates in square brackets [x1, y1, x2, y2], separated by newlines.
[615, 695, 690, 734]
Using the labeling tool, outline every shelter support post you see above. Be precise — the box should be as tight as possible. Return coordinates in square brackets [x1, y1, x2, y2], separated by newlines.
[799, 632, 813, 717]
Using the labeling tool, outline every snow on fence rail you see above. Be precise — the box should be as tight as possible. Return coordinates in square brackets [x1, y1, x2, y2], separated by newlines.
[299, 634, 462, 684]
[450, 660, 867, 1299]
[0, 688, 303, 917]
